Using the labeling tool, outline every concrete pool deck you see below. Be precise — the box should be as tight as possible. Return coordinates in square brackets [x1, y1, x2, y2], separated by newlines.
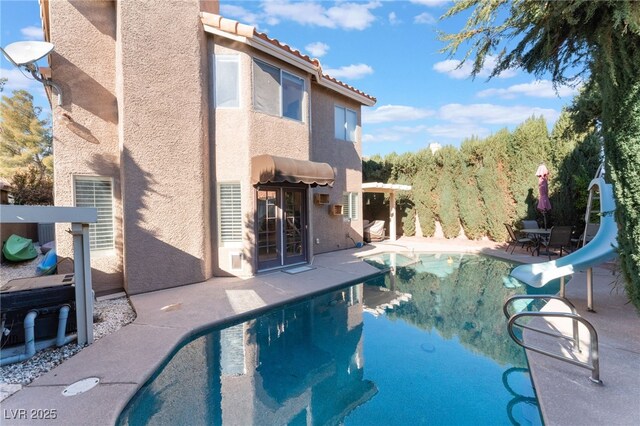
[2, 237, 639, 425]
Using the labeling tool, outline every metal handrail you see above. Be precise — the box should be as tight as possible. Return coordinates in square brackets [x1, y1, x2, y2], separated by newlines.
[503, 294, 579, 318]
[507, 311, 602, 384]
[503, 295, 581, 351]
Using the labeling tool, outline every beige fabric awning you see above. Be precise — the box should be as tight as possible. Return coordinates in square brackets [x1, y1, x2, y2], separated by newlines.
[252, 155, 335, 187]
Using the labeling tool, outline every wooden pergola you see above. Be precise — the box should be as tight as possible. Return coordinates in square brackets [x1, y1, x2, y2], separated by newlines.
[361, 182, 412, 241]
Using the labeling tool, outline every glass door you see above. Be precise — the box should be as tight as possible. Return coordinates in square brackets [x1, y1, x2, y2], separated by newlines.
[257, 189, 280, 270]
[283, 189, 306, 265]
[256, 187, 307, 270]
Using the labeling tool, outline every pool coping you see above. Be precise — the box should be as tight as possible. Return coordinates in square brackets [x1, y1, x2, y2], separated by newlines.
[3, 238, 638, 425]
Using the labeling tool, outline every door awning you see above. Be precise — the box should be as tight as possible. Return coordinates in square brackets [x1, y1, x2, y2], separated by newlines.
[251, 155, 335, 187]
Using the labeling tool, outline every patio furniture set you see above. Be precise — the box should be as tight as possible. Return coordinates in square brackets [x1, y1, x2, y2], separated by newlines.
[505, 221, 598, 259]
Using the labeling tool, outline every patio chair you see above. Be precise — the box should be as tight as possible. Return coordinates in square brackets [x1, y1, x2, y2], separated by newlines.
[364, 220, 385, 242]
[521, 219, 541, 240]
[504, 223, 533, 254]
[538, 226, 574, 260]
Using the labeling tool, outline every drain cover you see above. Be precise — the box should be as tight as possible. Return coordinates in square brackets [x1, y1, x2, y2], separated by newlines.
[62, 377, 100, 396]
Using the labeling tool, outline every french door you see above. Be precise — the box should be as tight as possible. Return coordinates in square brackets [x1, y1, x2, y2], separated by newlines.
[256, 187, 307, 270]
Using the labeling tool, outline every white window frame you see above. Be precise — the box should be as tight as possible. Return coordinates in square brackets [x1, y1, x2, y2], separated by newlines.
[343, 192, 359, 220]
[253, 58, 305, 122]
[214, 54, 240, 109]
[218, 182, 243, 245]
[335, 105, 357, 142]
[73, 175, 115, 253]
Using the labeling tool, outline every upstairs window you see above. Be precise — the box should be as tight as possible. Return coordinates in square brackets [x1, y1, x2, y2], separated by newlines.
[253, 59, 304, 122]
[334, 106, 357, 142]
[214, 55, 240, 108]
[343, 192, 359, 220]
[74, 176, 115, 251]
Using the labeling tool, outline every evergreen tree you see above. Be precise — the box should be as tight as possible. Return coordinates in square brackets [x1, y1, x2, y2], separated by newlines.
[458, 138, 488, 239]
[434, 147, 460, 238]
[548, 109, 601, 227]
[362, 154, 391, 183]
[413, 158, 438, 237]
[440, 0, 640, 311]
[477, 130, 514, 241]
[505, 116, 551, 224]
[0, 90, 52, 178]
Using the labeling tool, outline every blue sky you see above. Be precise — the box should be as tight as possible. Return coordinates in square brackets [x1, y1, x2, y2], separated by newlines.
[1, 0, 579, 157]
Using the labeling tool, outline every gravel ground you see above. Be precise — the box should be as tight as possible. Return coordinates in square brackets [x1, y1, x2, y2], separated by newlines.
[0, 251, 136, 396]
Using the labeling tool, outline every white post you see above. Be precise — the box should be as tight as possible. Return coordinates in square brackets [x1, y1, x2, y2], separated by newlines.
[71, 223, 94, 345]
[587, 267, 595, 312]
[82, 223, 94, 344]
[389, 191, 396, 241]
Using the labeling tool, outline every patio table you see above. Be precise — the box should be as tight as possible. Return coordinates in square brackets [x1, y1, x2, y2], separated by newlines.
[520, 228, 551, 256]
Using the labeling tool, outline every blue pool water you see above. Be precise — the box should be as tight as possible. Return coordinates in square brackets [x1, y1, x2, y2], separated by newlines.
[119, 253, 552, 425]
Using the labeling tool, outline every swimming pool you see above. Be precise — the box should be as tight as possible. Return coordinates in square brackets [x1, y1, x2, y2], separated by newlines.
[118, 253, 551, 425]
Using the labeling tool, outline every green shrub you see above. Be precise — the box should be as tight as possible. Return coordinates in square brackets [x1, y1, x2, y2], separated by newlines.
[11, 165, 54, 205]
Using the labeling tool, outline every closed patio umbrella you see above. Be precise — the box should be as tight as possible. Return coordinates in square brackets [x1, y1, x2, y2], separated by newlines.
[536, 164, 552, 229]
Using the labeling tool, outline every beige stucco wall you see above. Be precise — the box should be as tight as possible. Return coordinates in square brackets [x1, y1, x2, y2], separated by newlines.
[116, 0, 210, 294]
[48, 0, 369, 292]
[211, 39, 312, 276]
[211, 37, 365, 274]
[209, 40, 251, 277]
[48, 0, 123, 295]
[310, 85, 364, 254]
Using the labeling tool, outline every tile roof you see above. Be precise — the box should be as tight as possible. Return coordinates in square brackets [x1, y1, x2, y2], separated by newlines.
[200, 12, 376, 105]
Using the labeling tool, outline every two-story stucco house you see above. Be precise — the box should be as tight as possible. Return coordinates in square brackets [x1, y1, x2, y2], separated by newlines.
[40, 0, 375, 295]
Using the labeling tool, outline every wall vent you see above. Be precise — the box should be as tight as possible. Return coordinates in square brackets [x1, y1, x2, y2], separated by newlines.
[230, 252, 243, 270]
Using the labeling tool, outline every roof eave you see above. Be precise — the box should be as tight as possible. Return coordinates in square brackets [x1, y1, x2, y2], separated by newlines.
[318, 78, 376, 107]
[202, 20, 376, 106]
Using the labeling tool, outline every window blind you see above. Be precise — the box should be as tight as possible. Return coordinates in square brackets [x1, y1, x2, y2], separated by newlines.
[74, 177, 114, 251]
[220, 183, 242, 242]
[343, 192, 359, 220]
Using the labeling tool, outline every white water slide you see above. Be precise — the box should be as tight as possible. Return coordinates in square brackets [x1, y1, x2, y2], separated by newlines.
[510, 176, 618, 288]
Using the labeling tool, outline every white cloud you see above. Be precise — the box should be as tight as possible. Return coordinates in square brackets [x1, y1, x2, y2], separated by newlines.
[438, 103, 559, 125]
[362, 132, 403, 143]
[1, 68, 45, 93]
[426, 124, 491, 139]
[305, 42, 329, 58]
[388, 12, 401, 25]
[476, 79, 580, 99]
[363, 105, 434, 124]
[414, 12, 436, 25]
[324, 63, 373, 80]
[410, 0, 451, 6]
[261, 0, 381, 31]
[433, 55, 517, 79]
[362, 124, 432, 144]
[220, 5, 261, 26]
[20, 26, 43, 40]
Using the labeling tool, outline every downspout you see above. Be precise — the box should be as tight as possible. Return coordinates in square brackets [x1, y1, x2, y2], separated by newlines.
[0, 311, 38, 366]
[56, 305, 76, 346]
